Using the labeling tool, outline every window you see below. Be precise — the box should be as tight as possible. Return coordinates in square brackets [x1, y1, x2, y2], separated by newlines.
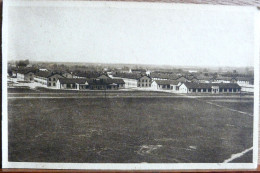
[229, 88, 232, 92]
[198, 89, 201, 92]
[142, 79, 144, 82]
[203, 89, 206, 92]
[142, 84, 144, 87]
[53, 83, 56, 86]
[48, 83, 51, 86]
[193, 89, 196, 92]
[220, 89, 223, 92]
[53, 78, 56, 81]
[146, 84, 147, 87]
[49, 78, 51, 81]
[149, 84, 151, 87]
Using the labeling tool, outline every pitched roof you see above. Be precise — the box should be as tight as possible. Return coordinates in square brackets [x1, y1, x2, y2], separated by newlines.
[138, 75, 152, 80]
[235, 76, 253, 81]
[35, 71, 63, 78]
[58, 78, 88, 84]
[97, 74, 111, 79]
[86, 78, 125, 85]
[131, 69, 146, 72]
[150, 73, 179, 80]
[175, 76, 189, 81]
[215, 77, 234, 81]
[73, 71, 102, 78]
[17, 68, 38, 74]
[182, 82, 241, 89]
[113, 73, 142, 80]
[154, 80, 179, 85]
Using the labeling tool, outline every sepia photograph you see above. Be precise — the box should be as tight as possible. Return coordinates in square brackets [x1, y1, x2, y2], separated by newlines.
[2, 0, 260, 170]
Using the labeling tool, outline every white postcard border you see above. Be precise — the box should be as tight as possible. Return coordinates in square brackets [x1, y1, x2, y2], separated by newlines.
[2, 0, 260, 170]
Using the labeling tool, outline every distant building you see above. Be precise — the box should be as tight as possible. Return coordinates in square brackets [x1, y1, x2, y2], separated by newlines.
[87, 78, 125, 90]
[175, 76, 190, 83]
[34, 71, 64, 87]
[17, 70, 35, 82]
[150, 73, 179, 81]
[73, 71, 102, 79]
[188, 70, 198, 73]
[16, 68, 38, 81]
[179, 82, 241, 94]
[211, 77, 235, 83]
[97, 74, 111, 80]
[57, 78, 125, 90]
[62, 72, 73, 78]
[235, 76, 254, 85]
[151, 80, 180, 91]
[137, 75, 152, 88]
[112, 72, 141, 88]
[129, 68, 146, 74]
[39, 68, 48, 71]
[57, 78, 89, 90]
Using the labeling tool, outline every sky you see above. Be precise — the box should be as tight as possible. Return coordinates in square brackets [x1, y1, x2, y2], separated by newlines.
[6, 1, 257, 67]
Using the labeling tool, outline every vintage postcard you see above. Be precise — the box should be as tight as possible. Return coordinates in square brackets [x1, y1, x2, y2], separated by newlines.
[2, 0, 260, 170]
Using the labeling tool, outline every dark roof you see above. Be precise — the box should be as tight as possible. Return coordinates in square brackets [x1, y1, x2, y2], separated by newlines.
[175, 76, 189, 81]
[58, 78, 87, 84]
[97, 74, 111, 79]
[154, 80, 179, 85]
[235, 77, 253, 81]
[73, 71, 104, 78]
[150, 73, 179, 80]
[196, 75, 213, 81]
[215, 77, 234, 81]
[138, 75, 152, 80]
[131, 69, 146, 72]
[113, 73, 142, 80]
[182, 82, 241, 89]
[35, 71, 63, 78]
[17, 68, 38, 74]
[86, 78, 125, 85]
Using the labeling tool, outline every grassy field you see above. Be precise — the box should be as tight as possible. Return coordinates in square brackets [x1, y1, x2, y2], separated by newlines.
[8, 89, 254, 163]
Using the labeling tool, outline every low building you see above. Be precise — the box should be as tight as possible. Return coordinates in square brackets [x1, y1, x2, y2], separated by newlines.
[73, 71, 102, 79]
[87, 78, 125, 90]
[17, 70, 35, 82]
[211, 77, 235, 83]
[34, 71, 64, 87]
[97, 74, 111, 80]
[112, 73, 141, 88]
[235, 76, 254, 85]
[151, 80, 180, 91]
[175, 76, 190, 83]
[179, 82, 241, 94]
[137, 75, 152, 88]
[57, 78, 125, 90]
[129, 68, 146, 74]
[62, 72, 73, 78]
[57, 78, 88, 90]
[150, 73, 179, 81]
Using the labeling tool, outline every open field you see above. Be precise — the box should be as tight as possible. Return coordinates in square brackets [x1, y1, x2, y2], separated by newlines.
[8, 88, 254, 163]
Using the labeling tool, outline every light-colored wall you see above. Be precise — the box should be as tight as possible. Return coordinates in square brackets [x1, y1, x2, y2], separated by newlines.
[123, 78, 138, 88]
[151, 81, 158, 90]
[34, 76, 48, 86]
[179, 84, 189, 93]
[47, 74, 64, 87]
[138, 76, 152, 88]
